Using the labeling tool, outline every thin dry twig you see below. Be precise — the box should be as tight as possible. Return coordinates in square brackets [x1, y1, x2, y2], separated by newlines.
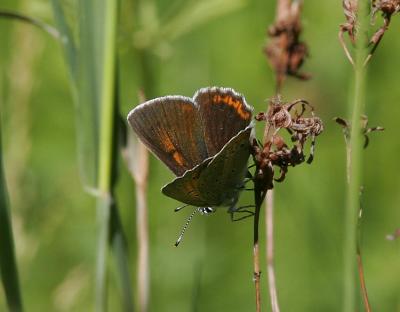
[122, 91, 150, 312]
[266, 190, 280, 312]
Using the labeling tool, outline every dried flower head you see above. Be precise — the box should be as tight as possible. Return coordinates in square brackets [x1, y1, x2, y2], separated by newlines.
[372, 0, 400, 16]
[339, 0, 359, 65]
[252, 97, 323, 193]
[339, 0, 400, 65]
[265, 1, 310, 91]
[366, 0, 400, 64]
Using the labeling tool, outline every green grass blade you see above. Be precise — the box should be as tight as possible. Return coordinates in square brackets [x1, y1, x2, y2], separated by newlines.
[0, 118, 23, 312]
[0, 10, 60, 40]
[50, 0, 78, 83]
[52, 0, 99, 190]
[92, 0, 119, 310]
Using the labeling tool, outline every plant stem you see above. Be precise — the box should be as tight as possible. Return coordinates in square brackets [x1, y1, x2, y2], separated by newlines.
[132, 49, 158, 312]
[253, 186, 265, 312]
[96, 0, 118, 310]
[343, 2, 368, 311]
[266, 190, 280, 312]
[134, 143, 149, 312]
[357, 204, 371, 312]
[123, 90, 150, 312]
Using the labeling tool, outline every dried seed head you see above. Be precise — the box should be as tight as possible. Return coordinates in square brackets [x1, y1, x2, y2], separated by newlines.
[265, 1, 310, 91]
[372, 0, 400, 16]
[342, 0, 358, 42]
[252, 97, 323, 191]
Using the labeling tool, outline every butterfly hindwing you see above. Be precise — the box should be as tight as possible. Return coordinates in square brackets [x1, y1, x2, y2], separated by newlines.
[198, 125, 253, 206]
[161, 158, 214, 207]
[194, 87, 253, 157]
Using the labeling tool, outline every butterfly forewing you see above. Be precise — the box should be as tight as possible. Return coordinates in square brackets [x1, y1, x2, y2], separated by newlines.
[194, 87, 253, 157]
[127, 97, 208, 176]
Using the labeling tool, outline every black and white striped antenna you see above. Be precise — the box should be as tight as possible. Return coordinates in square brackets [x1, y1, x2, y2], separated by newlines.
[174, 209, 197, 247]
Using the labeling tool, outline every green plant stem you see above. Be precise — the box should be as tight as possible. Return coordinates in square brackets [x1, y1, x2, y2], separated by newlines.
[0, 120, 23, 312]
[343, 2, 368, 310]
[344, 55, 365, 312]
[96, 0, 118, 310]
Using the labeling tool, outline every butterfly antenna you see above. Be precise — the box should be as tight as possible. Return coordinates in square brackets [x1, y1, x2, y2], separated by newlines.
[175, 209, 198, 247]
[174, 204, 190, 212]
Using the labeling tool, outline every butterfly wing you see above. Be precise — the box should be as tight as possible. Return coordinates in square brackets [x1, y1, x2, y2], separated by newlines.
[194, 87, 253, 156]
[162, 125, 253, 207]
[127, 96, 208, 176]
[161, 158, 214, 207]
[198, 125, 253, 206]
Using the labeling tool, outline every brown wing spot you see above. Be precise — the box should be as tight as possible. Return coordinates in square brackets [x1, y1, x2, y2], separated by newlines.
[212, 94, 251, 120]
[159, 132, 186, 167]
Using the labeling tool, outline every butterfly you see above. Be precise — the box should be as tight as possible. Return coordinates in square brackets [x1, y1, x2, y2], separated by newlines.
[127, 87, 254, 220]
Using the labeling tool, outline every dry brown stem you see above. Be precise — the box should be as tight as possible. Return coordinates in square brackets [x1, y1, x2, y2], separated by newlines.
[122, 91, 150, 312]
[266, 190, 280, 312]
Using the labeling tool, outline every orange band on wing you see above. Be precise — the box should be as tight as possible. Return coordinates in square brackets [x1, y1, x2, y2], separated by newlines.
[212, 94, 251, 120]
[172, 151, 185, 166]
[160, 133, 186, 166]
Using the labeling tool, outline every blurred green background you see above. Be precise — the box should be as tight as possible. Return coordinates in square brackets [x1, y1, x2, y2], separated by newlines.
[0, 0, 399, 311]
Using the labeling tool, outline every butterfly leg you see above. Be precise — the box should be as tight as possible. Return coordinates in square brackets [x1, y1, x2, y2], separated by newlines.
[230, 210, 255, 222]
[228, 204, 256, 222]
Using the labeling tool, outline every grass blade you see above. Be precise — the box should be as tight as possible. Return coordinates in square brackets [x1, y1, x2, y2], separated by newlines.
[0, 118, 23, 312]
[91, 0, 120, 310]
[0, 10, 60, 39]
[50, 0, 78, 82]
[52, 0, 99, 190]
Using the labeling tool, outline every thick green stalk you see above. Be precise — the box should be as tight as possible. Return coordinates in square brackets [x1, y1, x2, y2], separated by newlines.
[95, 0, 118, 310]
[343, 2, 368, 310]
[0, 119, 23, 312]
